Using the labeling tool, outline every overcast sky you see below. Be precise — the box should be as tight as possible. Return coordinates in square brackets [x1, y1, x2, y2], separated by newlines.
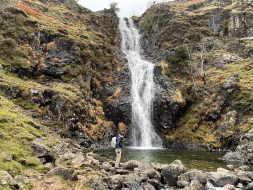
[78, 0, 171, 17]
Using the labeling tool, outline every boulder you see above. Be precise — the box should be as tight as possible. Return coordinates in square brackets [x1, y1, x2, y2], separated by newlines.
[223, 141, 253, 164]
[0, 171, 15, 185]
[223, 184, 236, 190]
[217, 168, 230, 173]
[31, 140, 55, 164]
[102, 162, 113, 171]
[145, 169, 161, 180]
[14, 175, 30, 189]
[161, 160, 186, 186]
[47, 166, 78, 181]
[147, 179, 161, 190]
[177, 169, 207, 187]
[190, 180, 205, 190]
[62, 151, 76, 161]
[71, 152, 85, 168]
[123, 160, 140, 170]
[86, 153, 100, 165]
[116, 169, 130, 175]
[207, 171, 238, 187]
[246, 182, 253, 190]
[227, 165, 235, 170]
[235, 170, 252, 184]
[151, 162, 169, 172]
[237, 165, 250, 171]
[105, 175, 124, 190]
[144, 183, 156, 190]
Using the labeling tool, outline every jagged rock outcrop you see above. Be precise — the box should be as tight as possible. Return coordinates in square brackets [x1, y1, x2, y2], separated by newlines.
[138, 0, 253, 151]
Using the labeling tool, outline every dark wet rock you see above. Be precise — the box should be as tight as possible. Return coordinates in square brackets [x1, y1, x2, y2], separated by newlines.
[161, 160, 186, 186]
[207, 171, 238, 187]
[153, 66, 186, 131]
[104, 62, 131, 119]
[48, 166, 78, 181]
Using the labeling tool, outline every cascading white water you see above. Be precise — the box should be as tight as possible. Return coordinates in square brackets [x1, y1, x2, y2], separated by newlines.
[119, 18, 162, 148]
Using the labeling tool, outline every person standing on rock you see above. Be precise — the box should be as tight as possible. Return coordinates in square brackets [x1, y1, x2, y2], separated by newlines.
[115, 133, 123, 168]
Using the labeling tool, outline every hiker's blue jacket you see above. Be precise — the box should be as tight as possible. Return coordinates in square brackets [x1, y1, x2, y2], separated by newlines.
[116, 135, 123, 149]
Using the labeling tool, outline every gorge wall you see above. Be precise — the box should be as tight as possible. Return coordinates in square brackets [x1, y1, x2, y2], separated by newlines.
[136, 0, 253, 152]
[0, 0, 253, 186]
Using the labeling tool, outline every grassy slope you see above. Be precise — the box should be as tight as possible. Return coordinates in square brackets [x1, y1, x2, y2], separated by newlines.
[0, 0, 119, 183]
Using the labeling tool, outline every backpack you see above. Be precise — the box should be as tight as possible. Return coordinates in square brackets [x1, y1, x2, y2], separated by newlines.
[111, 137, 116, 148]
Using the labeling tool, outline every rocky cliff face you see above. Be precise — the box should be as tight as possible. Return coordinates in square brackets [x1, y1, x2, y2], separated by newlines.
[138, 0, 253, 150]
[0, 0, 124, 179]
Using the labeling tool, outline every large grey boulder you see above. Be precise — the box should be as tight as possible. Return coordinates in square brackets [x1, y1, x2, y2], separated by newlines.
[161, 160, 187, 186]
[207, 171, 238, 187]
[0, 171, 15, 186]
[177, 169, 207, 188]
[47, 166, 78, 181]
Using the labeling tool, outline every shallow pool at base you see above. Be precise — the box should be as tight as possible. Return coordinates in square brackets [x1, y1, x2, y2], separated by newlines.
[95, 148, 228, 171]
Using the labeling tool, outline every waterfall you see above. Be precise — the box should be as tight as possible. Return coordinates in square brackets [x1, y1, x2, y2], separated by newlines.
[119, 18, 162, 148]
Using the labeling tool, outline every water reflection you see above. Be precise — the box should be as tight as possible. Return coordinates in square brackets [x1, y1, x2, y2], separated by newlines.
[95, 148, 226, 171]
